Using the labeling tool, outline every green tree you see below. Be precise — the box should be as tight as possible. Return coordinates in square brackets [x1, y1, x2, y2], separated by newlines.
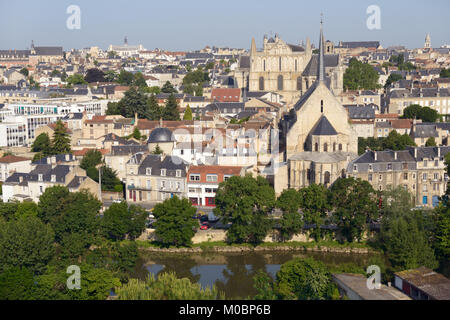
[329, 178, 378, 242]
[161, 81, 177, 94]
[102, 202, 148, 241]
[433, 204, 450, 261]
[118, 87, 149, 118]
[66, 74, 87, 86]
[419, 107, 439, 122]
[19, 68, 29, 77]
[214, 175, 275, 244]
[382, 130, 416, 151]
[32, 133, 51, 155]
[80, 149, 103, 170]
[300, 184, 331, 241]
[384, 73, 403, 88]
[153, 196, 197, 247]
[162, 93, 180, 120]
[106, 101, 120, 115]
[0, 201, 20, 221]
[51, 120, 71, 154]
[0, 267, 35, 300]
[344, 58, 380, 90]
[253, 271, 277, 300]
[426, 137, 437, 147]
[84, 68, 105, 83]
[133, 72, 147, 88]
[132, 127, 141, 140]
[14, 201, 38, 220]
[116, 272, 224, 300]
[402, 104, 422, 119]
[152, 144, 163, 155]
[275, 258, 336, 300]
[0, 216, 55, 274]
[104, 70, 118, 82]
[117, 70, 134, 86]
[276, 189, 303, 241]
[440, 68, 450, 78]
[146, 94, 163, 120]
[183, 105, 193, 120]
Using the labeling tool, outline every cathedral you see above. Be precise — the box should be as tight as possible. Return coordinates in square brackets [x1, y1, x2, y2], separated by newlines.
[274, 21, 358, 193]
[234, 30, 344, 106]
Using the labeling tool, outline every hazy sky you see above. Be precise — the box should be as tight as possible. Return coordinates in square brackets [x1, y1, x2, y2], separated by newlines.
[0, 0, 449, 51]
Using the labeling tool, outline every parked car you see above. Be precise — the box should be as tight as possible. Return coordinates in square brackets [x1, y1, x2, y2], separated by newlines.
[200, 224, 210, 230]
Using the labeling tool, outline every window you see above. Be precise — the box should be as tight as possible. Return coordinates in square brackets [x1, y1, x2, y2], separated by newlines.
[277, 75, 283, 91]
[368, 174, 372, 181]
[259, 77, 264, 91]
[404, 173, 408, 180]
[435, 160, 439, 167]
[369, 164, 373, 171]
[387, 163, 392, 170]
[424, 160, 428, 167]
[379, 175, 382, 181]
[38, 174, 43, 182]
[51, 175, 56, 182]
[315, 143, 319, 152]
[176, 170, 181, 177]
[434, 173, 439, 180]
[321, 100, 323, 113]
[403, 163, 408, 170]
[206, 174, 218, 182]
[339, 144, 343, 151]
[161, 169, 166, 176]
[161, 180, 166, 188]
[40, 186, 43, 193]
[224, 175, 232, 181]
[279, 57, 282, 71]
[423, 184, 428, 192]
[353, 165, 358, 171]
[297, 77, 302, 91]
[190, 174, 200, 181]
[324, 143, 328, 152]
[423, 173, 428, 181]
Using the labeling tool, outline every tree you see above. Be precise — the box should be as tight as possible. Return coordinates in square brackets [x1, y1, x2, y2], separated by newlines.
[214, 175, 275, 244]
[384, 73, 403, 88]
[162, 93, 180, 120]
[329, 178, 378, 242]
[66, 74, 87, 86]
[343, 58, 380, 90]
[161, 81, 177, 94]
[382, 130, 416, 151]
[84, 68, 105, 83]
[146, 94, 162, 120]
[51, 120, 71, 154]
[253, 271, 277, 300]
[117, 70, 134, 86]
[104, 70, 118, 82]
[106, 101, 120, 115]
[116, 272, 224, 300]
[152, 144, 163, 155]
[132, 127, 141, 140]
[276, 189, 303, 241]
[153, 196, 197, 247]
[0, 267, 35, 300]
[426, 137, 437, 147]
[183, 105, 193, 120]
[433, 204, 450, 261]
[0, 201, 20, 221]
[440, 68, 450, 78]
[419, 107, 439, 122]
[14, 201, 38, 220]
[380, 213, 438, 270]
[80, 149, 103, 170]
[118, 87, 148, 118]
[32, 133, 51, 155]
[37, 186, 70, 225]
[19, 68, 29, 77]
[0, 216, 55, 274]
[102, 202, 148, 241]
[133, 72, 147, 88]
[108, 51, 117, 59]
[300, 184, 331, 241]
[275, 258, 336, 300]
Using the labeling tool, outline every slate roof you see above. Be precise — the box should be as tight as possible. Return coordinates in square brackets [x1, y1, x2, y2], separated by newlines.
[148, 127, 175, 143]
[32, 154, 75, 165]
[394, 267, 450, 300]
[287, 44, 305, 52]
[137, 154, 187, 176]
[414, 124, 439, 138]
[311, 116, 338, 136]
[302, 54, 339, 77]
[346, 106, 375, 119]
[239, 56, 250, 69]
[33, 47, 63, 56]
[110, 145, 148, 156]
[338, 41, 380, 49]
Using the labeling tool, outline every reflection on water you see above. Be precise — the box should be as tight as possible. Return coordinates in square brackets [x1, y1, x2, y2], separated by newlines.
[133, 251, 381, 299]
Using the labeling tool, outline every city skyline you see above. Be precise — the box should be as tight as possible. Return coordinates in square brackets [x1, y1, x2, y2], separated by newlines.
[1, 0, 449, 51]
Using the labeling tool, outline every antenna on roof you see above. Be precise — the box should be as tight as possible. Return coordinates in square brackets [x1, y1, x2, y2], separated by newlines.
[318, 14, 325, 83]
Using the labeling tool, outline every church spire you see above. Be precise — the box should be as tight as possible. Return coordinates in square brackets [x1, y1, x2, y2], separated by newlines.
[251, 37, 256, 55]
[318, 15, 325, 83]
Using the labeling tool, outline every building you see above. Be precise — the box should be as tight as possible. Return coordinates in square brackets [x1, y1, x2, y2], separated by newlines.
[125, 154, 188, 203]
[348, 147, 450, 207]
[394, 267, 450, 300]
[387, 88, 450, 116]
[277, 21, 358, 193]
[107, 37, 145, 58]
[211, 88, 241, 102]
[187, 165, 245, 206]
[0, 155, 31, 182]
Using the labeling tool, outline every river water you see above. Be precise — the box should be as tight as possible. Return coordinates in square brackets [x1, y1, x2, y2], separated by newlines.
[132, 251, 383, 299]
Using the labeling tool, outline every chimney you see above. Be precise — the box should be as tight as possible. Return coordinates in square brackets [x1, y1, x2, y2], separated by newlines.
[438, 147, 441, 158]
[134, 112, 138, 125]
[65, 154, 70, 161]
[51, 156, 56, 164]
[19, 176, 23, 183]
[374, 151, 378, 161]
[414, 148, 417, 158]
[394, 152, 398, 160]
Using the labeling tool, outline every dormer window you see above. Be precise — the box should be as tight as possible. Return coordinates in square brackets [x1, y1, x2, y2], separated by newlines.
[161, 169, 166, 177]
[176, 170, 181, 177]
[38, 174, 43, 182]
[51, 175, 56, 182]
[146, 168, 152, 175]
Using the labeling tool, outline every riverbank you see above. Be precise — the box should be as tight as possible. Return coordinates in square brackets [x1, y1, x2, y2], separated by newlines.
[135, 240, 378, 254]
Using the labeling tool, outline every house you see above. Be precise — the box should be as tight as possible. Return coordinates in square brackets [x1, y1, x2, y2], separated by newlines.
[0, 155, 32, 182]
[211, 88, 241, 102]
[187, 165, 244, 207]
[394, 267, 450, 300]
[125, 154, 188, 203]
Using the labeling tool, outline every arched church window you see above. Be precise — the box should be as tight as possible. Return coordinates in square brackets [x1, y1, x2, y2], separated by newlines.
[339, 144, 343, 151]
[341, 169, 346, 178]
[321, 100, 324, 113]
[279, 57, 282, 71]
[333, 143, 336, 152]
[259, 77, 264, 91]
[315, 143, 319, 152]
[277, 75, 283, 90]
[324, 171, 331, 185]
[295, 60, 298, 72]
[306, 79, 309, 89]
[324, 143, 328, 152]
[263, 60, 266, 71]
[297, 77, 302, 91]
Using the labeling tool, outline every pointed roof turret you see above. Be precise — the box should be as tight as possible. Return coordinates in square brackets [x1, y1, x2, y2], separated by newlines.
[311, 116, 337, 136]
[251, 38, 256, 55]
[318, 15, 325, 83]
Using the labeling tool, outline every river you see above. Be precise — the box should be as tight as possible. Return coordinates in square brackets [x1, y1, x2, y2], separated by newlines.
[132, 251, 384, 299]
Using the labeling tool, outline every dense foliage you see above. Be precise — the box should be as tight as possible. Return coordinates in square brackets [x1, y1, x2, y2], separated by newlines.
[343, 58, 380, 90]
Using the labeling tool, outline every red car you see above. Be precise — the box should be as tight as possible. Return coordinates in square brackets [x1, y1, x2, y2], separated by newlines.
[200, 222, 210, 230]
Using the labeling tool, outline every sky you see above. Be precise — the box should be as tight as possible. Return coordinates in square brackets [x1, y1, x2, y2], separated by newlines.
[0, 0, 449, 52]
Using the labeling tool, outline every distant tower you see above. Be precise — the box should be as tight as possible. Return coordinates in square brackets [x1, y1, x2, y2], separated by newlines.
[124, 36, 128, 46]
[30, 40, 36, 55]
[425, 34, 431, 49]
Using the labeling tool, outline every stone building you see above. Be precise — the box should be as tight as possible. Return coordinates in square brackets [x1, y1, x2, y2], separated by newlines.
[235, 29, 344, 107]
[275, 21, 358, 193]
[347, 147, 450, 208]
